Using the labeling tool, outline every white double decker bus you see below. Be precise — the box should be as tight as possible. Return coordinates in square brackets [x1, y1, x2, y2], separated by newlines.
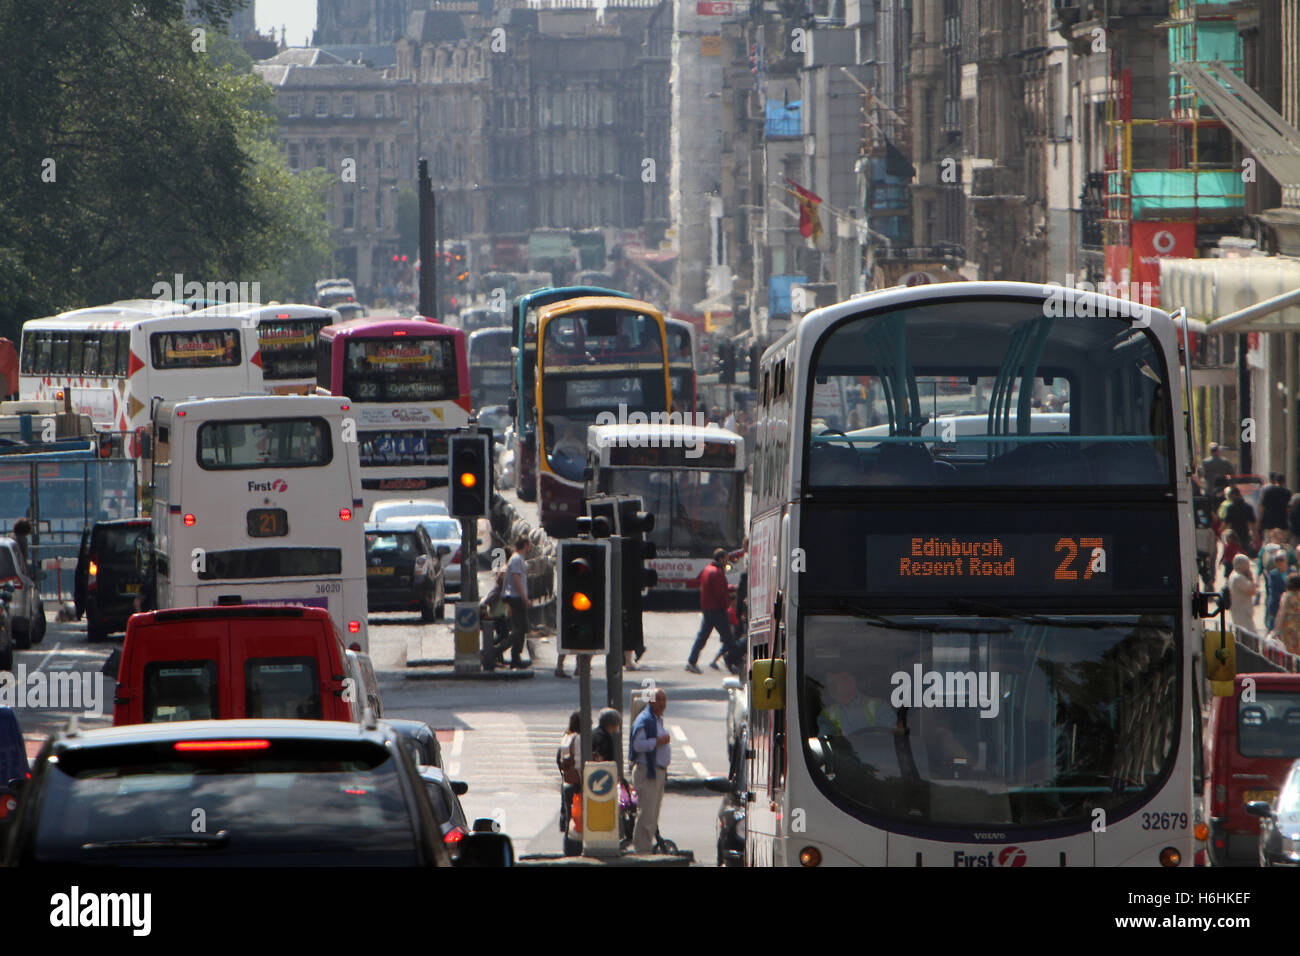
[20, 301, 264, 444]
[746, 281, 1201, 867]
[150, 395, 368, 651]
[585, 422, 745, 591]
[190, 303, 340, 395]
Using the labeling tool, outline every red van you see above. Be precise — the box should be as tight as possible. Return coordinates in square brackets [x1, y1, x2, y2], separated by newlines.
[1203, 671, 1300, 865]
[112, 606, 366, 726]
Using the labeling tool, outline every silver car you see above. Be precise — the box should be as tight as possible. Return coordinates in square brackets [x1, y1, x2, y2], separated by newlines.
[368, 498, 449, 524]
[0, 538, 44, 649]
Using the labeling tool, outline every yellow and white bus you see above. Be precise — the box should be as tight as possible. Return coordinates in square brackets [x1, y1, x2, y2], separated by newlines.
[150, 395, 368, 652]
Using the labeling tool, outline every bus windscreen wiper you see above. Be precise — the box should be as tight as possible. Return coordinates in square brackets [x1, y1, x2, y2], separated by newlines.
[82, 830, 231, 851]
[835, 601, 1010, 634]
[947, 599, 1144, 629]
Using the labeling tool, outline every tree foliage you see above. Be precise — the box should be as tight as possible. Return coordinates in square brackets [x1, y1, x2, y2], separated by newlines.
[0, 0, 332, 336]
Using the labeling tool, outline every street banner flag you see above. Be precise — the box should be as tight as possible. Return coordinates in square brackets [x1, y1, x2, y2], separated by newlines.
[785, 177, 823, 241]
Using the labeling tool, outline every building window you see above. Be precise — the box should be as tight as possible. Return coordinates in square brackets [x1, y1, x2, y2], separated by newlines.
[314, 95, 328, 117]
[287, 95, 301, 117]
[375, 142, 384, 174]
[288, 143, 300, 170]
[376, 194, 384, 229]
[342, 95, 355, 117]
[343, 191, 355, 230]
[315, 147, 327, 168]
[375, 95, 384, 117]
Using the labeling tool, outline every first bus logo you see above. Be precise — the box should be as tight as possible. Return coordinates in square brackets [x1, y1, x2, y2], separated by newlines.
[248, 479, 288, 493]
[953, 846, 1027, 867]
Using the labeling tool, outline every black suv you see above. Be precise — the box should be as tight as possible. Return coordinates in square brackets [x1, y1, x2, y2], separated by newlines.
[2, 719, 513, 867]
[364, 523, 445, 621]
[74, 519, 150, 641]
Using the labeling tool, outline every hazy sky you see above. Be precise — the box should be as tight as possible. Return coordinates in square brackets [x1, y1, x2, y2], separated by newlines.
[256, 0, 317, 48]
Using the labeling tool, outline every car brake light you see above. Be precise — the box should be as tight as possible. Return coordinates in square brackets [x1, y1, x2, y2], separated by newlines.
[348, 621, 360, 634]
[174, 739, 270, 752]
[340, 508, 353, 521]
[344, 788, 367, 795]
[88, 560, 99, 577]
[453, 549, 461, 564]
[184, 514, 196, 526]
[444, 826, 467, 844]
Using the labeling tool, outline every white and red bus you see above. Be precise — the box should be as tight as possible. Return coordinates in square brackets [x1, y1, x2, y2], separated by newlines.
[189, 303, 341, 396]
[315, 317, 469, 510]
[585, 422, 744, 590]
[19, 302, 263, 452]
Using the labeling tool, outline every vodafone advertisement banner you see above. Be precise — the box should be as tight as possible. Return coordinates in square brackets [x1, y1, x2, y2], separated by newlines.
[1132, 222, 1195, 307]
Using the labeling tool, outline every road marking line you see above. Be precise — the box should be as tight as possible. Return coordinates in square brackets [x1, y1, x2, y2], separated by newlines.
[692, 761, 709, 777]
[33, 643, 62, 674]
[682, 744, 698, 760]
[451, 728, 464, 758]
[671, 724, 688, 741]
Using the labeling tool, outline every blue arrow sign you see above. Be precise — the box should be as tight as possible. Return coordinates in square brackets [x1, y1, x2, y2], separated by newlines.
[457, 606, 478, 629]
[588, 769, 614, 797]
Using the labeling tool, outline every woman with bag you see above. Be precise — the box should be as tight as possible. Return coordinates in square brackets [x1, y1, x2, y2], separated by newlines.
[557, 711, 582, 855]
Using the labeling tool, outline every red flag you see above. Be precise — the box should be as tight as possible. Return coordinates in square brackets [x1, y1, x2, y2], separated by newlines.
[785, 177, 823, 241]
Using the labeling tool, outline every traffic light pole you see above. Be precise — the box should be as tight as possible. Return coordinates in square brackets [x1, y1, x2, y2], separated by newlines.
[578, 655, 592, 765]
[606, 535, 624, 776]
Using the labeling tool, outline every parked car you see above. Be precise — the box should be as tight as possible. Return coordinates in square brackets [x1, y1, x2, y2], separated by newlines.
[705, 723, 747, 867]
[3, 719, 514, 866]
[0, 707, 29, 840]
[383, 718, 443, 768]
[364, 523, 446, 620]
[112, 606, 366, 725]
[1247, 759, 1300, 867]
[418, 765, 471, 861]
[1204, 671, 1300, 865]
[382, 516, 464, 593]
[367, 498, 449, 523]
[73, 518, 150, 642]
[0, 537, 44, 649]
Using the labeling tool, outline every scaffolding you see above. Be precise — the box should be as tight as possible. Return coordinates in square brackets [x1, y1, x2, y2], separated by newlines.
[1102, 0, 1245, 266]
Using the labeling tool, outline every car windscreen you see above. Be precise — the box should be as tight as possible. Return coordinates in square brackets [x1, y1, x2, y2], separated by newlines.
[1237, 691, 1300, 758]
[32, 738, 422, 864]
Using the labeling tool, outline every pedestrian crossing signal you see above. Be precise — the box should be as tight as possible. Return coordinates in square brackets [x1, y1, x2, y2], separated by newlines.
[558, 540, 609, 654]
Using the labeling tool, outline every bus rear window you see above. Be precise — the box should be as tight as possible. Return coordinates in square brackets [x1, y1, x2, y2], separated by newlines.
[195, 547, 342, 580]
[150, 330, 242, 369]
[246, 658, 322, 719]
[143, 660, 219, 722]
[259, 320, 326, 380]
[197, 417, 332, 470]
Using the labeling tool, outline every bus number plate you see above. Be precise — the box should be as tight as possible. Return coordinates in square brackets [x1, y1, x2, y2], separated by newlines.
[247, 508, 289, 537]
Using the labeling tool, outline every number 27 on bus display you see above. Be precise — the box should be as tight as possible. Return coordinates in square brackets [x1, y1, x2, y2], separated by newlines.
[1056, 537, 1105, 580]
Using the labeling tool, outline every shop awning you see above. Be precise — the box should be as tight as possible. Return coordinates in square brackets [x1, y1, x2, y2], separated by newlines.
[1161, 255, 1300, 332]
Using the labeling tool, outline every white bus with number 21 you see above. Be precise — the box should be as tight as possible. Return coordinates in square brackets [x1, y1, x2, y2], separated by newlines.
[150, 395, 369, 652]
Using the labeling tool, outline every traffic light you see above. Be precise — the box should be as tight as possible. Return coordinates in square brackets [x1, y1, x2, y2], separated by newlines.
[448, 434, 491, 517]
[558, 540, 610, 653]
[616, 498, 656, 659]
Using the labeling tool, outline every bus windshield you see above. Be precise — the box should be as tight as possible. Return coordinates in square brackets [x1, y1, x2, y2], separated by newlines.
[801, 613, 1178, 827]
[259, 319, 325, 381]
[607, 469, 744, 553]
[806, 301, 1173, 487]
[343, 336, 457, 402]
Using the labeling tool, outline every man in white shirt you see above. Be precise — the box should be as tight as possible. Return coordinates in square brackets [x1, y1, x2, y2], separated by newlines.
[496, 535, 531, 669]
[629, 688, 671, 853]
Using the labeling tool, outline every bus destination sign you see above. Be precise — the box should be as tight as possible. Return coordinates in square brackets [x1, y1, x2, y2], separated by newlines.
[869, 534, 1113, 592]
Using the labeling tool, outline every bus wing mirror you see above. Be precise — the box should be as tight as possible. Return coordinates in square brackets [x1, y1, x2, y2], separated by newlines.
[1203, 628, 1236, 695]
[750, 659, 785, 711]
[583, 465, 593, 482]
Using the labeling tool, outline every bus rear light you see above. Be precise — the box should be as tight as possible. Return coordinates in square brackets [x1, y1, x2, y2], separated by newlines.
[339, 508, 353, 521]
[798, 846, 822, 867]
[1, 576, 23, 590]
[176, 410, 186, 416]
[348, 621, 360, 634]
[183, 514, 196, 526]
[1159, 847, 1182, 867]
[1194, 823, 1209, 842]
[341, 404, 350, 411]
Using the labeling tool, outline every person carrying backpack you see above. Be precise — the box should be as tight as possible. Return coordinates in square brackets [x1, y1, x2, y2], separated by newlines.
[556, 711, 582, 839]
